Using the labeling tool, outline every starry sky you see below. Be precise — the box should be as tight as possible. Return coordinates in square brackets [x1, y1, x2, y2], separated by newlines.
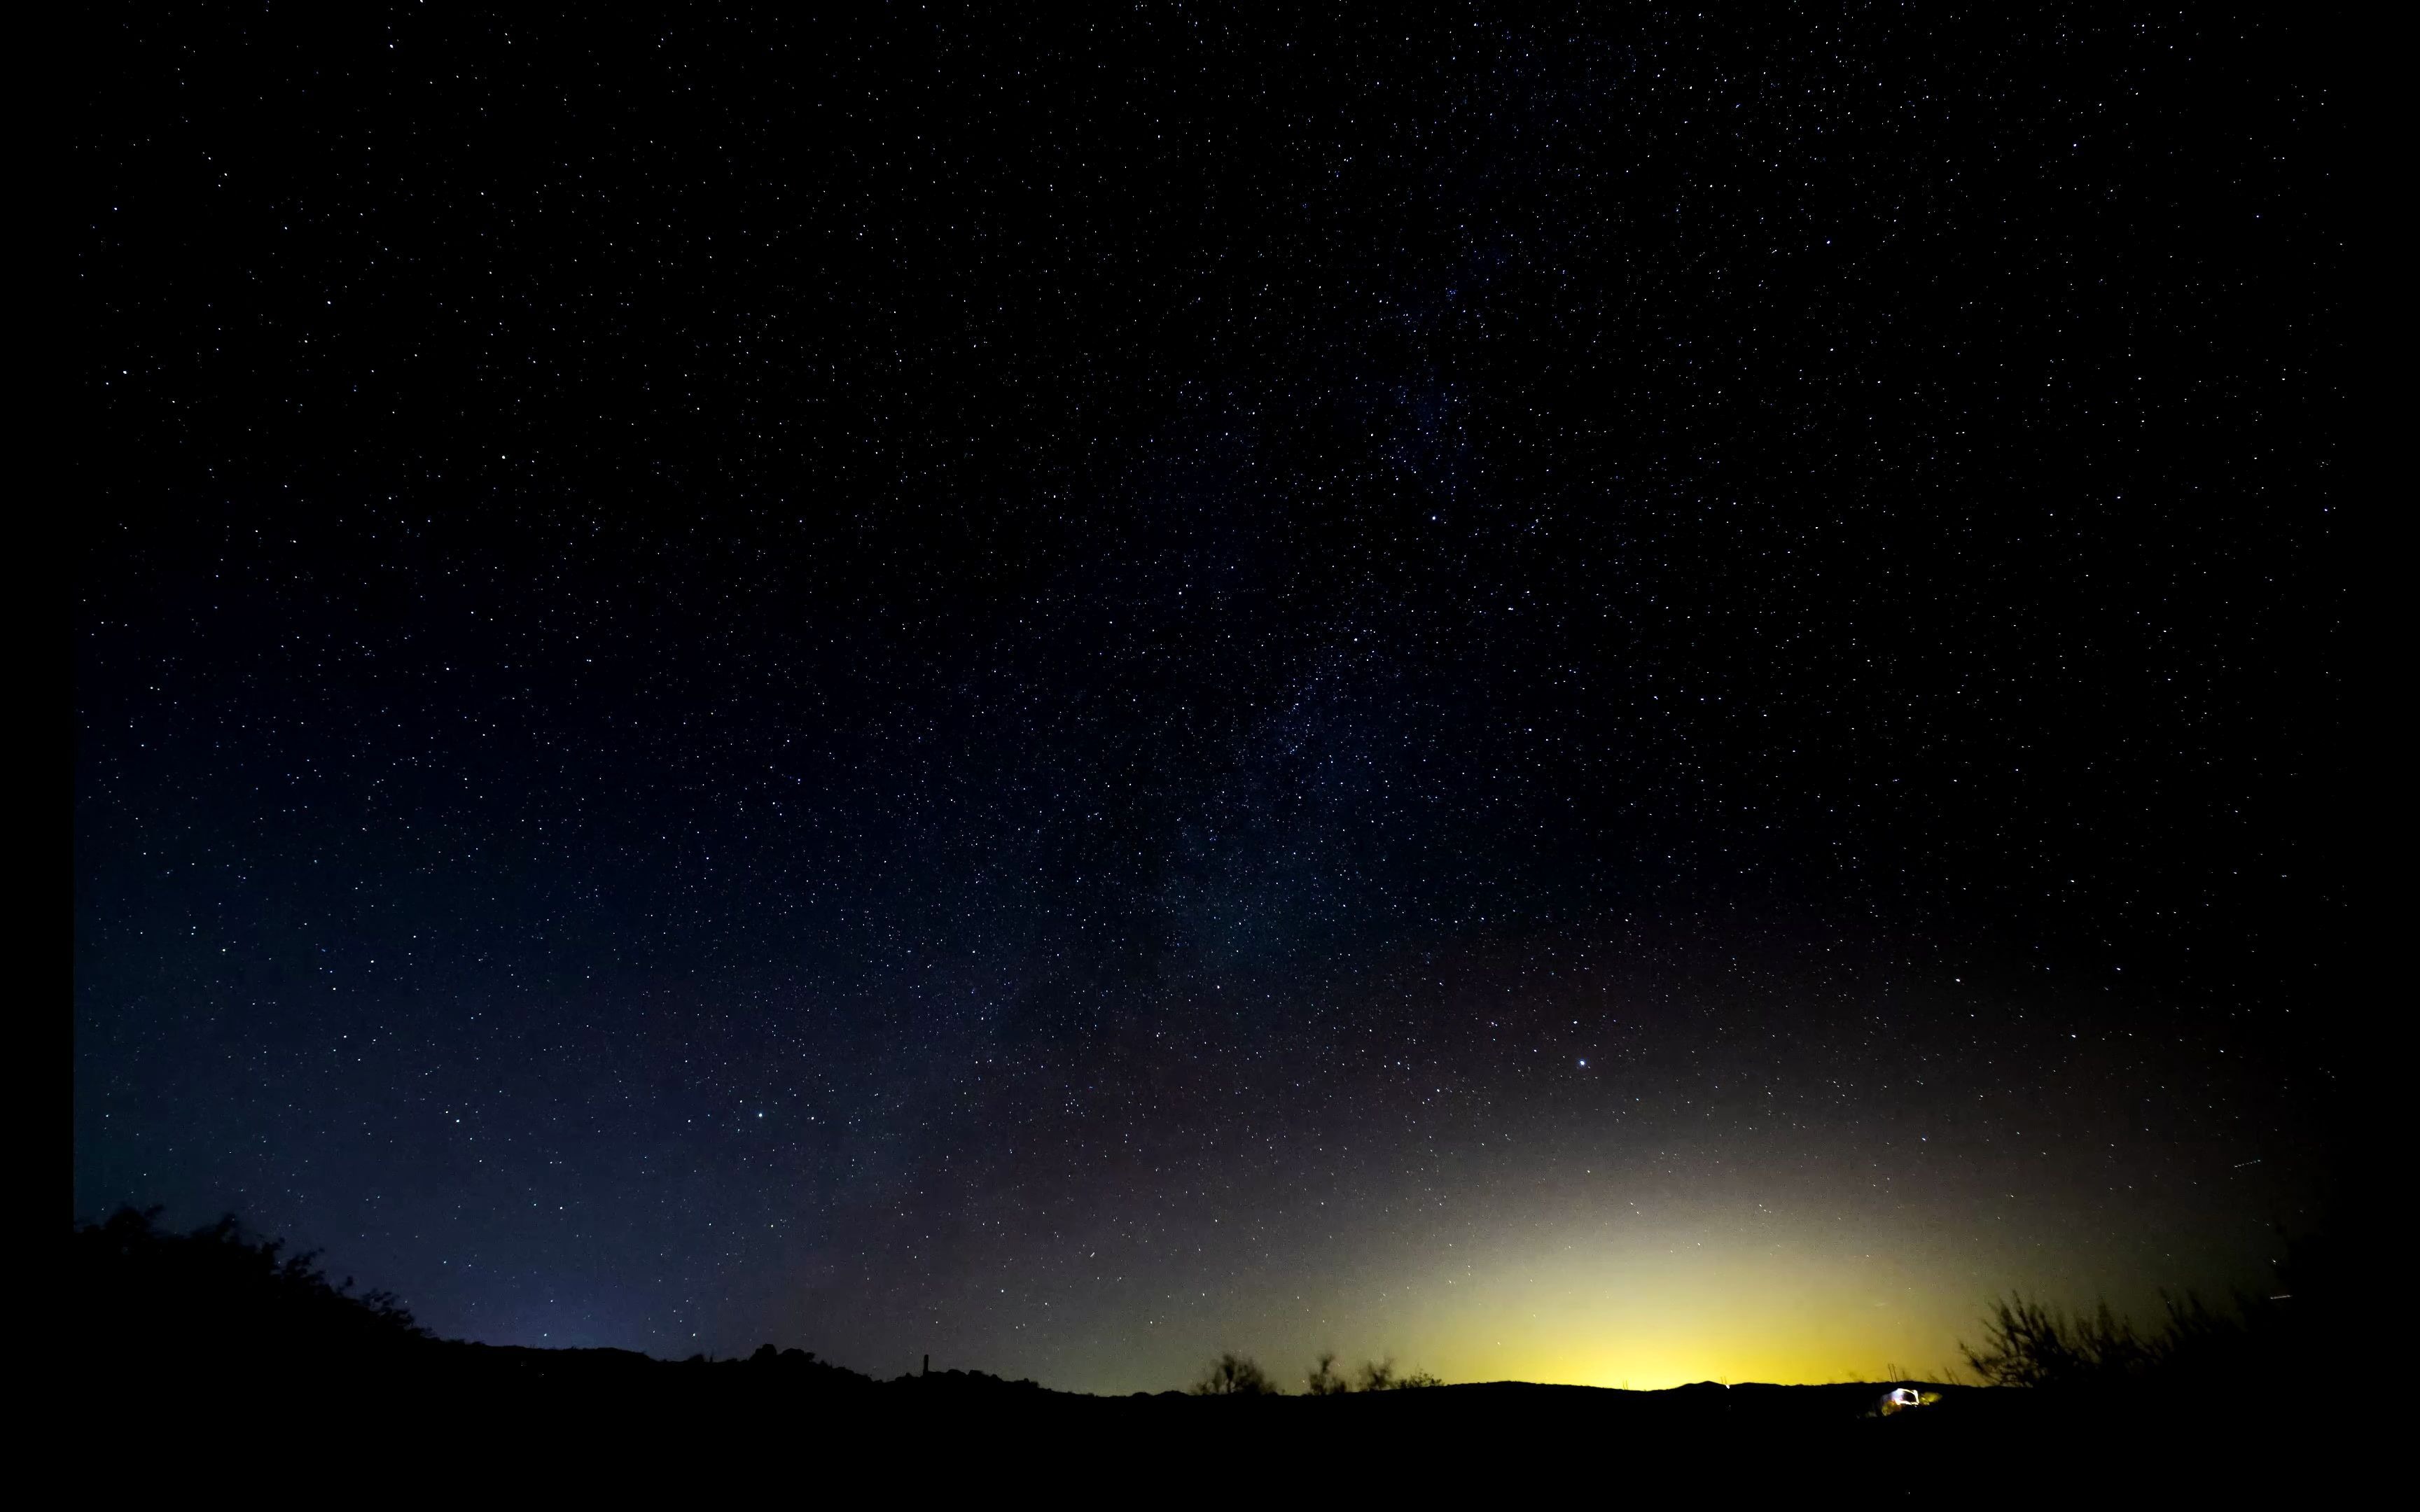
[71, 7, 2344, 1392]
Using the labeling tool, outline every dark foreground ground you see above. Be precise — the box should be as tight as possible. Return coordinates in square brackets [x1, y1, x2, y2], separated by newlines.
[62, 1212, 2352, 1494]
[76, 1350, 2333, 1499]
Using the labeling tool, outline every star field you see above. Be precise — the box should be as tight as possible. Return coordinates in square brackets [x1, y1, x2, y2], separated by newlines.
[71, 7, 2342, 1391]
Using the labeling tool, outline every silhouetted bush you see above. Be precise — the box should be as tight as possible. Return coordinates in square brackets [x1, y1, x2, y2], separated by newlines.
[1961, 1296, 2148, 1388]
[1193, 1352, 1279, 1396]
[1352, 1357, 1440, 1390]
[1961, 1230, 2338, 1398]
[1305, 1351, 1349, 1396]
[71, 1205, 428, 1379]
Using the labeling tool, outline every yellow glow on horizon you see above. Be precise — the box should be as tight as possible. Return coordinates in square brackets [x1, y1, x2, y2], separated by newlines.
[1267, 1209, 2005, 1392]
[1043, 1166, 2207, 1397]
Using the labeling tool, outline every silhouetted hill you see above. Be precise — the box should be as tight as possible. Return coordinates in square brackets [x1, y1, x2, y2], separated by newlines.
[63, 1207, 2328, 1496]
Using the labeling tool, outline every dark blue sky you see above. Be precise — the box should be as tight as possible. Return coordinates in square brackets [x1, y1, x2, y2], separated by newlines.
[73, 6, 2342, 1390]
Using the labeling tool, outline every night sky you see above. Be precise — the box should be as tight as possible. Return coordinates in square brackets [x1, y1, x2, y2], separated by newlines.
[72, 7, 2344, 1393]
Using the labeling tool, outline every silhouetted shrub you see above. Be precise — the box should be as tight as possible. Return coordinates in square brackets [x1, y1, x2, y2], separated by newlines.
[1351, 1357, 1442, 1390]
[72, 1205, 429, 1380]
[1961, 1296, 2145, 1388]
[1305, 1351, 1349, 1396]
[1193, 1352, 1279, 1396]
[1961, 1231, 2338, 1397]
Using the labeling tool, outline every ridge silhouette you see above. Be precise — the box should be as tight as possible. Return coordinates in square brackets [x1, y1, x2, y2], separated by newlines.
[66, 1205, 2338, 1491]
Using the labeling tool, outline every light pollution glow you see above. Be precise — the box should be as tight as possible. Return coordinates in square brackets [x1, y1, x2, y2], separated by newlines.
[967, 1208, 2277, 1396]
[969, 1116, 2290, 1396]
